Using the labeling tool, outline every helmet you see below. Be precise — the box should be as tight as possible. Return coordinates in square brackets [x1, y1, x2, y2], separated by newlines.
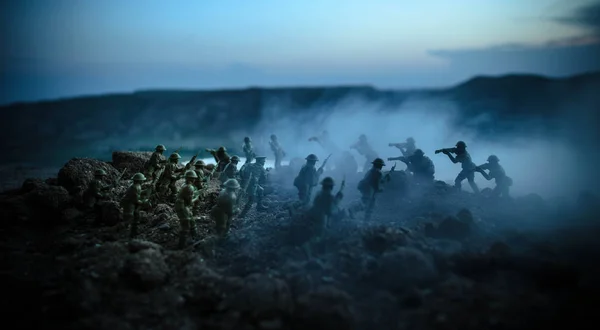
[194, 160, 205, 167]
[244, 137, 251, 143]
[155, 144, 166, 151]
[185, 170, 198, 179]
[94, 169, 106, 176]
[359, 134, 367, 141]
[218, 146, 226, 152]
[487, 155, 499, 163]
[407, 137, 415, 144]
[132, 173, 146, 181]
[455, 141, 466, 148]
[372, 158, 386, 166]
[321, 177, 335, 186]
[413, 149, 424, 157]
[255, 156, 266, 162]
[223, 178, 241, 189]
[305, 154, 319, 161]
[169, 153, 181, 160]
[231, 155, 240, 162]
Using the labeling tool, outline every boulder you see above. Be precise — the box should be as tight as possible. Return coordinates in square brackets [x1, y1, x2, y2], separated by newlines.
[57, 158, 119, 194]
[13, 178, 72, 222]
[111, 151, 153, 174]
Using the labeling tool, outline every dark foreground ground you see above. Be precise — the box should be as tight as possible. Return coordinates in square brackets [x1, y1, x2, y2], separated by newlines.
[1, 152, 599, 330]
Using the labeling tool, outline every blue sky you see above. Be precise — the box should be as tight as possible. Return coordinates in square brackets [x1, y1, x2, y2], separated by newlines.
[1, 0, 599, 104]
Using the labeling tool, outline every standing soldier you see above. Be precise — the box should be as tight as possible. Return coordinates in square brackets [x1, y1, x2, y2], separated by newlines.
[435, 141, 480, 193]
[145, 145, 167, 184]
[301, 176, 345, 258]
[240, 156, 269, 217]
[176, 170, 201, 248]
[156, 152, 186, 201]
[476, 155, 512, 198]
[350, 134, 379, 172]
[293, 154, 325, 205]
[269, 134, 286, 170]
[122, 173, 150, 238]
[219, 155, 240, 184]
[210, 178, 241, 236]
[388, 149, 435, 184]
[242, 137, 256, 165]
[349, 158, 393, 221]
[83, 169, 110, 209]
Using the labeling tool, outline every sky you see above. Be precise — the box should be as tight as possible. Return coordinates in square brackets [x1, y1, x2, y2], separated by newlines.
[1, 0, 600, 104]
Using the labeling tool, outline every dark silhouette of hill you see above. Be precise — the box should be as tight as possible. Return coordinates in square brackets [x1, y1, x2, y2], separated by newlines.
[0, 72, 598, 165]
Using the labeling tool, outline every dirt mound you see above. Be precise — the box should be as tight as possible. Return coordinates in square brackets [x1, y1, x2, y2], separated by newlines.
[57, 158, 120, 194]
[111, 151, 152, 173]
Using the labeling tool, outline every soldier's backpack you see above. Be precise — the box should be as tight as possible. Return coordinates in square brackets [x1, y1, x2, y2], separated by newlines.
[357, 178, 368, 193]
[293, 166, 306, 189]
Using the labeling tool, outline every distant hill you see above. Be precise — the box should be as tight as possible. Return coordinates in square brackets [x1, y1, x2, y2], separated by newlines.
[1, 72, 598, 165]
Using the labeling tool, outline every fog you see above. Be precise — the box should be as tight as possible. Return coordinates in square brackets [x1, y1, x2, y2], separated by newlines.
[223, 96, 593, 199]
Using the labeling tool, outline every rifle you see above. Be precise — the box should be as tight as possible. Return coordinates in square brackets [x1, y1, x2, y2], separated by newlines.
[383, 163, 397, 182]
[434, 148, 455, 154]
[112, 168, 128, 188]
[387, 156, 407, 162]
[388, 142, 407, 148]
[317, 154, 333, 172]
[185, 151, 200, 170]
[336, 174, 346, 198]
[173, 146, 183, 154]
[237, 171, 254, 207]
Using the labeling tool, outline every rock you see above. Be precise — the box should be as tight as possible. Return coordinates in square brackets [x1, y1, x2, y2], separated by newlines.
[294, 286, 355, 330]
[225, 273, 293, 321]
[18, 180, 72, 221]
[111, 151, 152, 174]
[377, 247, 438, 290]
[362, 226, 408, 255]
[435, 216, 471, 240]
[121, 247, 169, 290]
[98, 201, 122, 226]
[57, 158, 119, 194]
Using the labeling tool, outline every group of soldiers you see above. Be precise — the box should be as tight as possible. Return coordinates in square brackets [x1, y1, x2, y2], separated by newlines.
[83, 132, 512, 250]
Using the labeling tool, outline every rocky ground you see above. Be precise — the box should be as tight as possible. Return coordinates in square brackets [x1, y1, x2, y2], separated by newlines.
[1, 151, 599, 330]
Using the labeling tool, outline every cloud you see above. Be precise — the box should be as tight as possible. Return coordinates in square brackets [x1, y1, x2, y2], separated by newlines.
[552, 1, 600, 34]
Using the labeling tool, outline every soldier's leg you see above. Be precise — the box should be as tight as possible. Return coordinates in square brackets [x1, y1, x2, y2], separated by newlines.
[130, 207, 141, 238]
[454, 170, 467, 190]
[492, 183, 502, 197]
[168, 181, 178, 201]
[466, 171, 479, 193]
[213, 211, 227, 236]
[256, 186, 268, 211]
[240, 195, 254, 218]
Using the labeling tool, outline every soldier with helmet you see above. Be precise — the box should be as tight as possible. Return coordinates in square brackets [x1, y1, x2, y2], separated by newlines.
[269, 134, 286, 170]
[83, 169, 111, 209]
[388, 148, 435, 184]
[210, 178, 241, 236]
[242, 137, 256, 164]
[239, 156, 269, 217]
[176, 170, 201, 248]
[435, 141, 480, 193]
[476, 155, 512, 198]
[219, 155, 240, 185]
[349, 158, 389, 220]
[293, 153, 324, 205]
[122, 173, 151, 238]
[145, 144, 167, 184]
[156, 152, 186, 201]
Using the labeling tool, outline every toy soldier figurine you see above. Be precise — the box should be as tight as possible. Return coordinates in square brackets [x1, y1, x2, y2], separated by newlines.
[293, 153, 326, 205]
[210, 178, 241, 236]
[350, 134, 379, 172]
[176, 170, 201, 248]
[388, 137, 417, 157]
[219, 155, 240, 185]
[269, 134, 286, 170]
[145, 144, 167, 184]
[476, 155, 512, 198]
[156, 152, 186, 201]
[388, 149, 435, 184]
[242, 137, 256, 164]
[83, 169, 110, 209]
[122, 173, 150, 238]
[206, 146, 231, 172]
[435, 141, 479, 193]
[239, 156, 269, 217]
[349, 158, 394, 221]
